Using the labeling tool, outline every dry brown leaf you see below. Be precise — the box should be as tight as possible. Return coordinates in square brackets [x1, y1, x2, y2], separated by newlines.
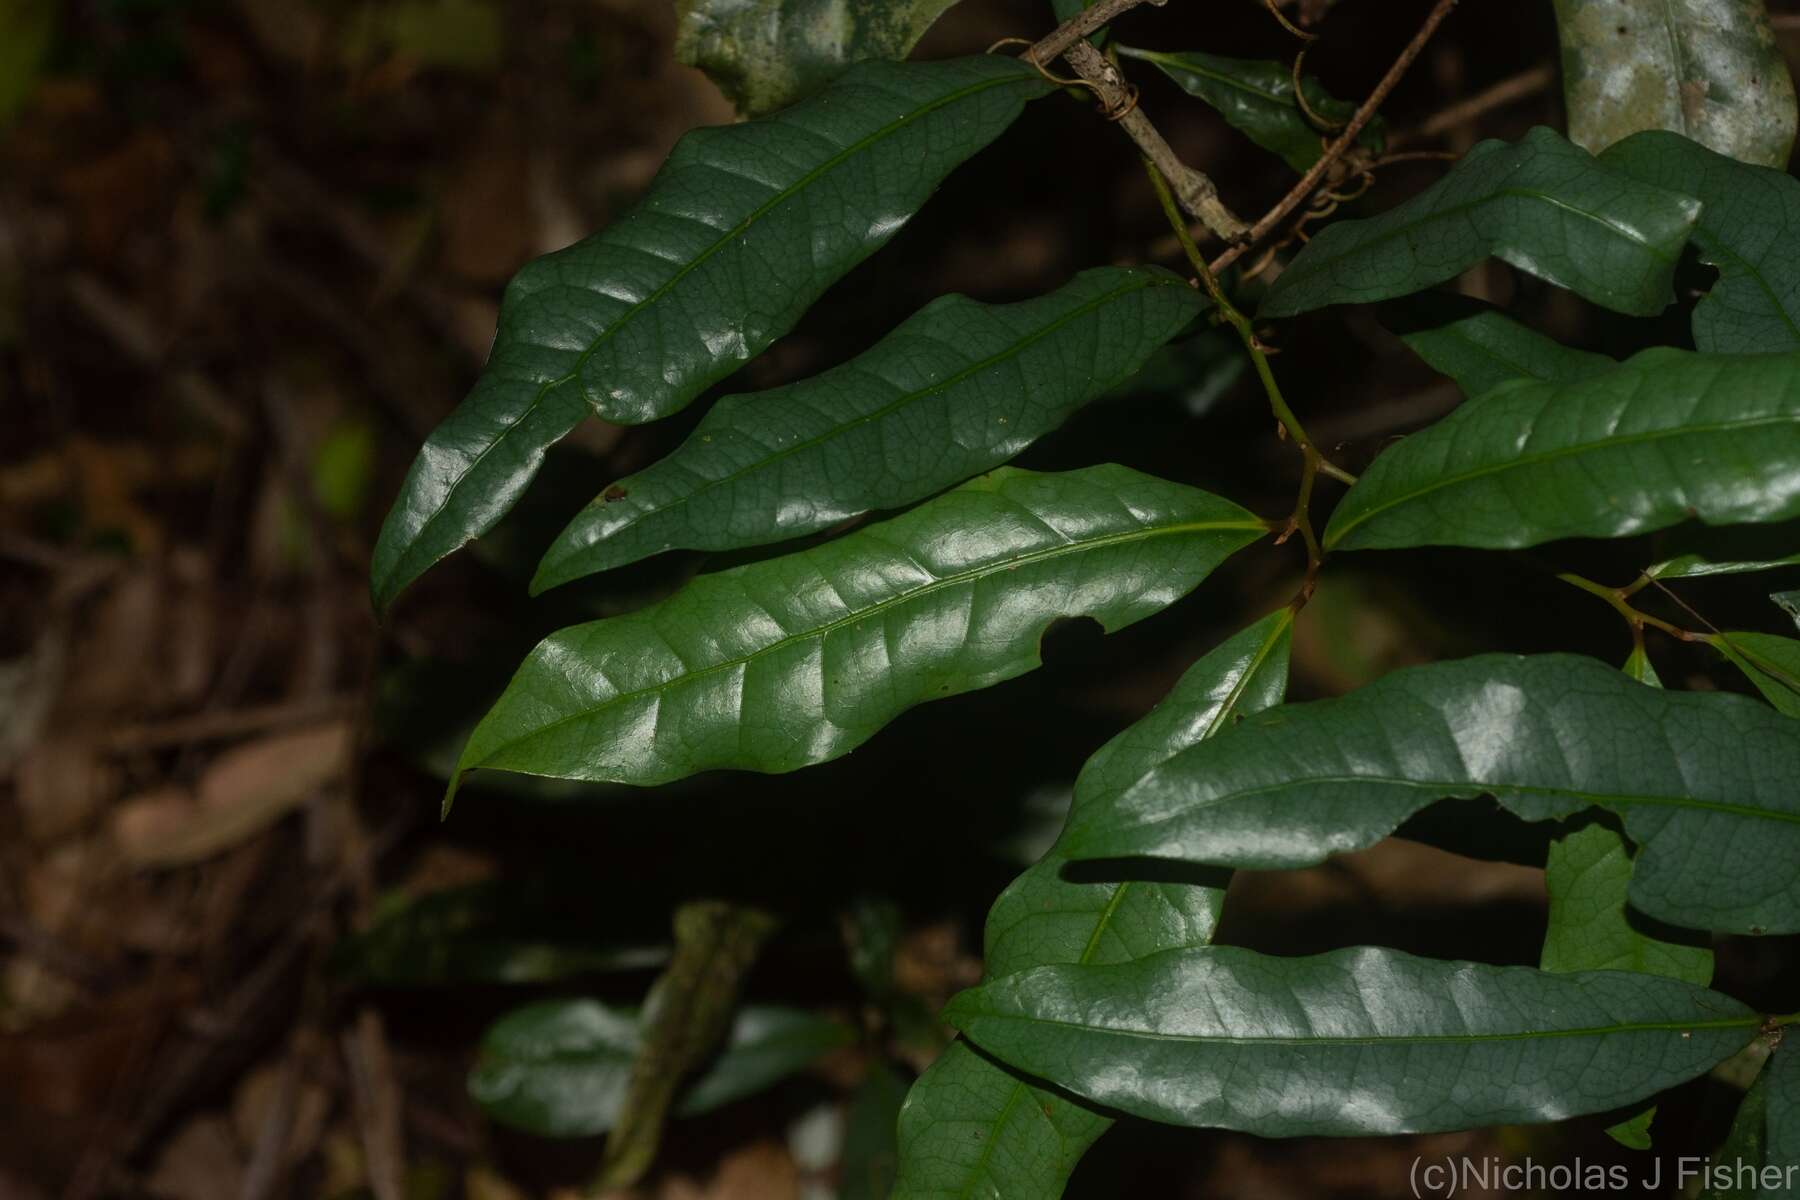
[111, 722, 352, 868]
[705, 1142, 799, 1200]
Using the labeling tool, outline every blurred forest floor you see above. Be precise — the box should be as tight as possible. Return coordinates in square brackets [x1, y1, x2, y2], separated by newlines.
[4, 1, 1800, 1197]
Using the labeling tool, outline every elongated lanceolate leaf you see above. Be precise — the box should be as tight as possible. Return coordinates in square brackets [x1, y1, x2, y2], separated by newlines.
[534, 267, 1204, 591]
[891, 611, 1293, 1199]
[1699, 1063, 1771, 1200]
[1116, 47, 1381, 173]
[945, 944, 1760, 1136]
[1712, 632, 1800, 717]
[1259, 127, 1699, 319]
[1601, 130, 1800, 354]
[469, 999, 852, 1137]
[454, 465, 1266, 793]
[1382, 295, 1614, 399]
[1554, 0, 1796, 169]
[1066, 653, 1800, 935]
[676, 0, 964, 116]
[1649, 551, 1800, 580]
[369, 57, 1048, 612]
[1323, 348, 1800, 553]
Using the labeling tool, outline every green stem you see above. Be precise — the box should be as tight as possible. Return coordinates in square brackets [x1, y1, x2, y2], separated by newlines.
[1142, 157, 1350, 600]
[1555, 572, 1698, 642]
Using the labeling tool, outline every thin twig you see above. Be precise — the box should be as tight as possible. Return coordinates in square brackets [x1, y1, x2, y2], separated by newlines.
[1399, 63, 1555, 146]
[1057, 42, 1249, 238]
[1212, 0, 1462, 274]
[1028, 0, 1164, 64]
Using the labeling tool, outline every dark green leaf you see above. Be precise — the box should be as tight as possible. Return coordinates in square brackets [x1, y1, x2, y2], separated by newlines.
[453, 465, 1266, 794]
[1381, 295, 1614, 399]
[1767, 1049, 1800, 1200]
[468, 999, 851, 1137]
[533, 267, 1205, 591]
[1648, 551, 1800, 580]
[1259, 127, 1699, 319]
[1065, 653, 1800, 935]
[1699, 1062, 1770, 1200]
[1116, 47, 1381, 173]
[1601, 130, 1800, 353]
[945, 944, 1760, 1136]
[891, 611, 1292, 1198]
[675, 0, 964, 116]
[1323, 348, 1800, 553]
[843, 1064, 909, 1200]
[328, 879, 668, 986]
[601, 902, 777, 1186]
[1554, 0, 1796, 168]
[1712, 632, 1800, 716]
[369, 56, 1048, 612]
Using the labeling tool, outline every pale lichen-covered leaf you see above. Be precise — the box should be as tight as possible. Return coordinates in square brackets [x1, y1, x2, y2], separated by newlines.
[676, 0, 966, 116]
[1553, 0, 1797, 168]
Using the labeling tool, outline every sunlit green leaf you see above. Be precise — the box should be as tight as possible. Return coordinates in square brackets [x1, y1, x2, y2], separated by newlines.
[454, 465, 1265, 795]
[892, 611, 1292, 1198]
[1260, 127, 1699, 319]
[369, 57, 1048, 612]
[1647, 552, 1800, 580]
[1065, 653, 1800, 935]
[533, 267, 1204, 591]
[1711, 631, 1800, 716]
[1324, 349, 1800, 553]
[1554, 0, 1796, 168]
[945, 944, 1761, 1135]
[1117, 47, 1382, 173]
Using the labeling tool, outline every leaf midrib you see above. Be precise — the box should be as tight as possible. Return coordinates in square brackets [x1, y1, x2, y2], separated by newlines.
[962, 1008, 1759, 1047]
[1103, 772, 1800, 854]
[1326, 409, 1795, 547]
[1274, 176, 1681, 302]
[549, 274, 1179, 577]
[405, 69, 1034, 580]
[469, 514, 1266, 771]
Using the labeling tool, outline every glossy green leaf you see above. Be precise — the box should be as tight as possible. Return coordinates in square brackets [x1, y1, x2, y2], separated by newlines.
[468, 999, 851, 1137]
[533, 267, 1205, 591]
[1065, 653, 1800, 935]
[453, 465, 1266, 794]
[944, 944, 1761, 1136]
[1382, 295, 1614, 399]
[1116, 47, 1381, 173]
[1553, 0, 1796, 169]
[1698, 1063, 1770, 1200]
[1259, 127, 1700, 319]
[1544, 653, 1703, 1150]
[675, 0, 963, 116]
[1775, 590, 1800, 630]
[328, 879, 668, 986]
[1712, 631, 1800, 716]
[891, 611, 1293, 1199]
[1323, 348, 1800, 553]
[1648, 551, 1800, 580]
[1601, 130, 1800, 353]
[369, 56, 1048, 612]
